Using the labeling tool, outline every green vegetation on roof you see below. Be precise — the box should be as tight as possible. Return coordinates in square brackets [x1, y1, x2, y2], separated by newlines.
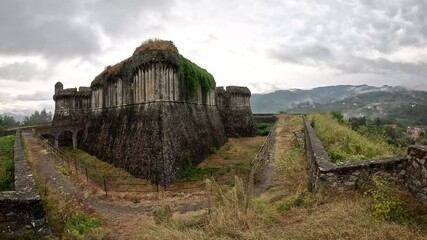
[179, 56, 215, 98]
[90, 39, 216, 97]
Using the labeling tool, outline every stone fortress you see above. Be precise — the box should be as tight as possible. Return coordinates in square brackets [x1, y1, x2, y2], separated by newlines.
[51, 39, 257, 184]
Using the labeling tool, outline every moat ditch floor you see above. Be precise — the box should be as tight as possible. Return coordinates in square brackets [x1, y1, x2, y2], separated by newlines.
[22, 131, 208, 240]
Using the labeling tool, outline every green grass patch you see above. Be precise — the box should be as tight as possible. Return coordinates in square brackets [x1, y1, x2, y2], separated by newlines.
[360, 177, 427, 225]
[256, 123, 274, 136]
[66, 214, 102, 240]
[309, 113, 400, 163]
[0, 134, 15, 191]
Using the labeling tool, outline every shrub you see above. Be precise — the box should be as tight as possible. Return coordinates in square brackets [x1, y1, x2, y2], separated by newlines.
[361, 177, 409, 223]
[256, 123, 274, 136]
[153, 204, 173, 224]
[330, 111, 344, 123]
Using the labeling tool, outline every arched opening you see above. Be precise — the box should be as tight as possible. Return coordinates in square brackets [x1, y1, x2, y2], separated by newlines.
[41, 134, 55, 146]
[58, 130, 73, 148]
[77, 130, 84, 148]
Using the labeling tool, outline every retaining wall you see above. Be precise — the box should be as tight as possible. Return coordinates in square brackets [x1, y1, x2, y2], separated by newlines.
[0, 131, 49, 237]
[303, 115, 427, 205]
[406, 145, 427, 203]
[303, 116, 407, 192]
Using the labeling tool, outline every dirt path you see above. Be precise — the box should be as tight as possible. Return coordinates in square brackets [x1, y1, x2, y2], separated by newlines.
[22, 131, 207, 240]
[254, 130, 276, 194]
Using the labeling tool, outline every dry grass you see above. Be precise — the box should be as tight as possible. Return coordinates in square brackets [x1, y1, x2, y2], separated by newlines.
[198, 137, 266, 181]
[62, 147, 141, 178]
[137, 114, 427, 240]
[134, 39, 178, 54]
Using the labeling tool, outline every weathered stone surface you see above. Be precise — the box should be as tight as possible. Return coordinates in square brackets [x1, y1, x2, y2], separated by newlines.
[216, 86, 257, 137]
[406, 145, 427, 205]
[81, 102, 227, 184]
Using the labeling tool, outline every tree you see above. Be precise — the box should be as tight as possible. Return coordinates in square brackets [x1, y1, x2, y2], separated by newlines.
[330, 111, 344, 124]
[22, 109, 52, 126]
[0, 115, 19, 129]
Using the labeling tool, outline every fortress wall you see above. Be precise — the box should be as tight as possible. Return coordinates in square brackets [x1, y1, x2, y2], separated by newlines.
[52, 87, 91, 126]
[80, 102, 226, 184]
[303, 115, 427, 206]
[216, 86, 257, 137]
[86, 62, 212, 114]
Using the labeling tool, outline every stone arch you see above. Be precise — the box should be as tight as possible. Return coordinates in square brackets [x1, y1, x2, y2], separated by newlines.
[57, 130, 74, 148]
[41, 134, 55, 146]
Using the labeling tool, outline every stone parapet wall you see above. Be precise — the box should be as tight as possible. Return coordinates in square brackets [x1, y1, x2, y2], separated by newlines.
[303, 116, 407, 192]
[406, 145, 427, 204]
[253, 114, 277, 124]
[0, 131, 49, 237]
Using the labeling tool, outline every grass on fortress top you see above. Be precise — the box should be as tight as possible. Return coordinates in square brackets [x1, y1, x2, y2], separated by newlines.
[0, 134, 15, 191]
[134, 39, 179, 54]
[309, 113, 401, 163]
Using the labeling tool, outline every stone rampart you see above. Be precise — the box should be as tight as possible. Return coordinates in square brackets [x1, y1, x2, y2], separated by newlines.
[303, 115, 427, 205]
[303, 116, 407, 192]
[253, 114, 277, 124]
[216, 86, 257, 137]
[81, 102, 227, 184]
[0, 131, 49, 237]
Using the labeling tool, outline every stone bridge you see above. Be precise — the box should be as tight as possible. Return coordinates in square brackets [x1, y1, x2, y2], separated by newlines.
[31, 125, 84, 149]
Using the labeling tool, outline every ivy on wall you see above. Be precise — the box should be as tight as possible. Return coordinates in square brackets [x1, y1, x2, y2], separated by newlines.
[179, 56, 216, 98]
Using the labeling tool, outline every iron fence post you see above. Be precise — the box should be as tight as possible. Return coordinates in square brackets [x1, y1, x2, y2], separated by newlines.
[103, 175, 108, 196]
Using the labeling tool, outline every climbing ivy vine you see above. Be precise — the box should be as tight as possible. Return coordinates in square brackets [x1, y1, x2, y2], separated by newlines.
[179, 56, 215, 98]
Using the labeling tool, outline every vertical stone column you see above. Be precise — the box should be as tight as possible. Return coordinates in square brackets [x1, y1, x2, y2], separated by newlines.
[72, 132, 77, 150]
[147, 66, 152, 101]
[136, 70, 140, 103]
[142, 69, 146, 102]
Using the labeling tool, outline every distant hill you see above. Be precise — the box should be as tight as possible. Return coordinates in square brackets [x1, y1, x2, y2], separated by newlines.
[251, 85, 427, 125]
[251, 85, 393, 113]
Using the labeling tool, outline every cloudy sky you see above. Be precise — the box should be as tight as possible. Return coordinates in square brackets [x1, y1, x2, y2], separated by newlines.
[0, 0, 426, 118]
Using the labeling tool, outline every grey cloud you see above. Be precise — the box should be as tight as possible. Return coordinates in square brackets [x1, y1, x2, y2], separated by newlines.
[0, 92, 12, 102]
[269, 0, 426, 80]
[15, 91, 52, 101]
[0, 0, 100, 58]
[332, 57, 427, 76]
[270, 43, 332, 65]
[0, 62, 43, 82]
[86, 0, 174, 36]
[0, 0, 177, 59]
